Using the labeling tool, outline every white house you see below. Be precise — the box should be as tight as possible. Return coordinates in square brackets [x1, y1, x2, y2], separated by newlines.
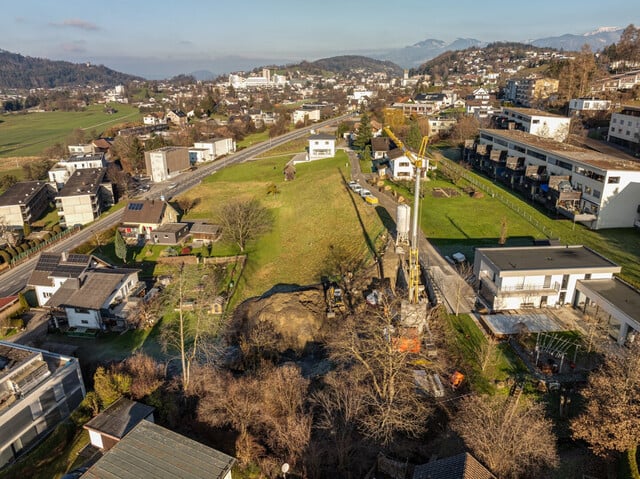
[48, 153, 106, 190]
[292, 108, 321, 124]
[500, 107, 571, 142]
[54, 168, 114, 227]
[144, 147, 190, 183]
[46, 267, 141, 330]
[388, 149, 414, 180]
[142, 113, 167, 126]
[308, 133, 336, 160]
[474, 245, 621, 311]
[192, 137, 236, 162]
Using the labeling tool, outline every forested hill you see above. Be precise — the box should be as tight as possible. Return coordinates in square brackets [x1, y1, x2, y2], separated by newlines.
[285, 55, 403, 76]
[0, 50, 142, 88]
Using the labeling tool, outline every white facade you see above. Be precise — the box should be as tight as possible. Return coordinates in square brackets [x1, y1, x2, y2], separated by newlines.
[390, 156, 414, 180]
[292, 109, 321, 124]
[501, 107, 570, 142]
[568, 98, 611, 115]
[478, 129, 640, 229]
[48, 154, 106, 189]
[192, 138, 236, 162]
[308, 134, 336, 160]
[607, 106, 640, 148]
[474, 245, 620, 311]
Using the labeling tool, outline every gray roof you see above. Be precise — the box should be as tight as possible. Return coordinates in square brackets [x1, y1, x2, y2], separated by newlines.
[84, 397, 154, 440]
[477, 245, 620, 275]
[309, 133, 335, 140]
[47, 268, 138, 310]
[189, 222, 220, 236]
[0, 181, 51, 207]
[82, 419, 236, 479]
[577, 278, 640, 324]
[413, 452, 495, 479]
[56, 168, 108, 197]
[66, 153, 105, 164]
[153, 222, 188, 234]
[28, 252, 93, 287]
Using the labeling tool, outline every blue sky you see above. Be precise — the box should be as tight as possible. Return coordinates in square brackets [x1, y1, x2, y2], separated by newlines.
[3, 0, 637, 78]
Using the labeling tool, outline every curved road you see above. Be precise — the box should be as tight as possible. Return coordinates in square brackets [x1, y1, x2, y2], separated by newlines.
[0, 113, 356, 298]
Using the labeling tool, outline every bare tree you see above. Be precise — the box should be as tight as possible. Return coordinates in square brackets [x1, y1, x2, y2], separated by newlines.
[571, 343, 640, 469]
[159, 263, 225, 392]
[452, 394, 559, 478]
[327, 298, 433, 446]
[452, 262, 474, 317]
[175, 196, 201, 216]
[217, 198, 273, 252]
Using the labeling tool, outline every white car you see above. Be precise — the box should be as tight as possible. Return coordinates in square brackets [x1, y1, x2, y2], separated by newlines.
[359, 188, 371, 197]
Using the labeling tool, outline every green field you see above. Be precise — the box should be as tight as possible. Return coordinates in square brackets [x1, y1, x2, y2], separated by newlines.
[415, 153, 640, 287]
[0, 104, 142, 157]
[180, 150, 385, 299]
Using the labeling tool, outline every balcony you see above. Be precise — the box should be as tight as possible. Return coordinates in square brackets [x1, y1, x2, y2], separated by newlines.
[480, 276, 560, 297]
[556, 206, 598, 222]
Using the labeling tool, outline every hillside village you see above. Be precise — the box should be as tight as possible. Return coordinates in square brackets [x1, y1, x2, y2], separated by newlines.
[0, 24, 640, 479]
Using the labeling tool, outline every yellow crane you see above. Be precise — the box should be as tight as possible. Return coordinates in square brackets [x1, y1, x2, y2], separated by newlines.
[383, 126, 429, 304]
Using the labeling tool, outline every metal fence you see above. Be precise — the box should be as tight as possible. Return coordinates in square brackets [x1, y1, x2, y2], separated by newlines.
[9, 225, 81, 267]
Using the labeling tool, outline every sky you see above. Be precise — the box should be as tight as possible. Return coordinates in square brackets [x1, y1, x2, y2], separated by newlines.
[3, 0, 638, 79]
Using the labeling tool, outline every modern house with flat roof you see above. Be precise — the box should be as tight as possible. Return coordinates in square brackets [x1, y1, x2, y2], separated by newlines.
[474, 245, 620, 311]
[0, 181, 55, 228]
[496, 107, 570, 142]
[48, 153, 106, 190]
[0, 341, 85, 468]
[607, 105, 640, 151]
[468, 129, 640, 229]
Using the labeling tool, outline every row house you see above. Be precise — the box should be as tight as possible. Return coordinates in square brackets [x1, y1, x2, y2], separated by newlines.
[466, 129, 640, 229]
[592, 70, 640, 92]
[55, 168, 114, 228]
[0, 181, 55, 228]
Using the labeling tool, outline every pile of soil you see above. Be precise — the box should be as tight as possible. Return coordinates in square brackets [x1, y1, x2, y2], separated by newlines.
[233, 286, 329, 352]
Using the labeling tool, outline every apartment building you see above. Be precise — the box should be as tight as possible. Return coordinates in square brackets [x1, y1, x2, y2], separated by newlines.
[48, 153, 107, 190]
[504, 77, 559, 107]
[55, 168, 114, 227]
[191, 138, 236, 163]
[607, 105, 640, 151]
[144, 147, 190, 183]
[496, 107, 571, 142]
[0, 341, 85, 468]
[0, 181, 55, 228]
[467, 129, 640, 229]
[568, 98, 611, 116]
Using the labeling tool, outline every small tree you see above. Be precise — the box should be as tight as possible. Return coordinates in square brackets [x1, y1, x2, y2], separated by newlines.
[217, 198, 273, 252]
[114, 229, 127, 263]
[353, 112, 372, 150]
[499, 216, 508, 245]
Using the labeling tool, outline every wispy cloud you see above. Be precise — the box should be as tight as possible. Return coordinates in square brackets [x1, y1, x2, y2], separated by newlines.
[60, 41, 87, 53]
[178, 40, 194, 46]
[50, 18, 99, 31]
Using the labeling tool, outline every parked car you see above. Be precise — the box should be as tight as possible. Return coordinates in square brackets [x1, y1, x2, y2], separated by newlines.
[365, 195, 379, 205]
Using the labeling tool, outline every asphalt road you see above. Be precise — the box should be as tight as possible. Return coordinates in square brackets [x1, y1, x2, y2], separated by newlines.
[0, 113, 356, 298]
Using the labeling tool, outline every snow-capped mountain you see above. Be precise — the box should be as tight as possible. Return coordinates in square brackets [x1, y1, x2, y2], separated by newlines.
[530, 27, 624, 51]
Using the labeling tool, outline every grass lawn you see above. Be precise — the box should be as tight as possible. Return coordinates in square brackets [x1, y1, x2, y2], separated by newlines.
[423, 152, 640, 287]
[0, 104, 142, 158]
[237, 130, 271, 149]
[180, 150, 385, 299]
[256, 137, 307, 158]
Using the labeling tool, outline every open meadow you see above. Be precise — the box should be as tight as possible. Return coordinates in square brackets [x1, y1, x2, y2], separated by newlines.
[0, 104, 142, 158]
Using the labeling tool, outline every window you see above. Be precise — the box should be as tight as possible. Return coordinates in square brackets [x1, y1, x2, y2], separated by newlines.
[612, 118, 617, 123]
[532, 119, 540, 124]
[608, 176, 620, 184]
[584, 186, 592, 195]
[81, 319, 89, 324]
[593, 189, 601, 199]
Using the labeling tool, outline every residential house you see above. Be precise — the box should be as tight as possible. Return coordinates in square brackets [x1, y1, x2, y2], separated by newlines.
[465, 87, 500, 119]
[46, 267, 142, 330]
[592, 69, 640, 92]
[83, 397, 155, 451]
[412, 452, 495, 479]
[470, 128, 640, 229]
[67, 144, 94, 155]
[427, 117, 457, 136]
[144, 146, 190, 183]
[607, 105, 640, 151]
[119, 199, 179, 241]
[48, 153, 107, 190]
[308, 133, 336, 160]
[292, 108, 321, 124]
[192, 137, 236, 163]
[55, 168, 114, 227]
[0, 341, 85, 468]
[496, 108, 571, 142]
[0, 181, 55, 228]
[27, 252, 106, 307]
[371, 137, 390, 160]
[474, 245, 621, 311]
[142, 113, 167, 126]
[82, 419, 236, 479]
[388, 149, 414, 180]
[166, 109, 187, 127]
[151, 223, 189, 245]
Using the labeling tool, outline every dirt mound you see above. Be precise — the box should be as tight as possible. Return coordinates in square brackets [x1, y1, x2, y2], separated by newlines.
[233, 287, 328, 352]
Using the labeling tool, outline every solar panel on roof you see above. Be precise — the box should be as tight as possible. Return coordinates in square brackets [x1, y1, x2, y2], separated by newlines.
[128, 203, 144, 211]
[66, 254, 89, 264]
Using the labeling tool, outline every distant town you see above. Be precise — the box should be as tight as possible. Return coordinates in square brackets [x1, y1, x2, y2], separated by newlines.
[0, 25, 640, 479]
